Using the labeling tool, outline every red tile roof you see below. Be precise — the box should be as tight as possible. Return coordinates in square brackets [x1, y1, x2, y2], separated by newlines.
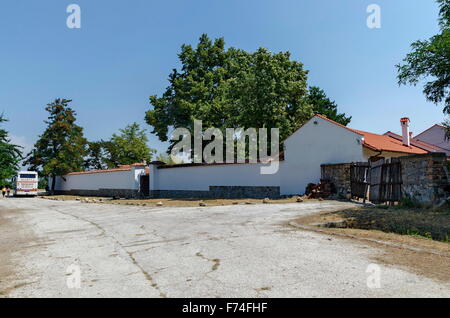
[353, 129, 427, 154]
[65, 163, 146, 176]
[384, 131, 441, 151]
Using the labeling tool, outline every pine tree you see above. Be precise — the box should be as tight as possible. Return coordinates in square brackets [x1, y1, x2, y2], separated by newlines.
[0, 114, 23, 185]
[25, 99, 87, 192]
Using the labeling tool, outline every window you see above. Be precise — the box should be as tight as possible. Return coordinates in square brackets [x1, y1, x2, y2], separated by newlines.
[19, 174, 37, 179]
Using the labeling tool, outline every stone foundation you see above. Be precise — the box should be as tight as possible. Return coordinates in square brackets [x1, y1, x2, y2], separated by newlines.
[150, 186, 280, 199]
[54, 189, 140, 199]
[320, 153, 450, 205]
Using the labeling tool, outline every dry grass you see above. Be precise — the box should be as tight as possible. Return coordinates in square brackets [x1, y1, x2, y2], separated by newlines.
[291, 207, 450, 282]
[334, 207, 448, 241]
[41, 195, 316, 207]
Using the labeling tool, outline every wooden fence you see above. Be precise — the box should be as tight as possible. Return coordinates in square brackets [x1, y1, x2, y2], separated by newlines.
[351, 159, 402, 204]
[350, 162, 370, 201]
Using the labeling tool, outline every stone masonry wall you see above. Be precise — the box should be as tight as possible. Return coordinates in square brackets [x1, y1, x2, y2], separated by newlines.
[399, 152, 450, 205]
[150, 186, 280, 199]
[55, 189, 140, 199]
[320, 163, 352, 198]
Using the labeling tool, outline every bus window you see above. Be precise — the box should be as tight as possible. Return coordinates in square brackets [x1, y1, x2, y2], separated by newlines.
[19, 173, 37, 179]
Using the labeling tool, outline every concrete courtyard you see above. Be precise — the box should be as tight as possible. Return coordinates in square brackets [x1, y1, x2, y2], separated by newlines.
[0, 198, 448, 297]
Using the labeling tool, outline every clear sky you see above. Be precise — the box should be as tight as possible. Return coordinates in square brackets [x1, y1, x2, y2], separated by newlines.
[0, 0, 444, 157]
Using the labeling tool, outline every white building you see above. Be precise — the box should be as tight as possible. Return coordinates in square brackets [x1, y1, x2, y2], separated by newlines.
[412, 124, 450, 156]
[52, 163, 147, 198]
[148, 115, 428, 198]
[53, 114, 430, 198]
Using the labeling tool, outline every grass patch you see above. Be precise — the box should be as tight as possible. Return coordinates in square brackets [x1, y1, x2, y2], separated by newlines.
[334, 207, 450, 242]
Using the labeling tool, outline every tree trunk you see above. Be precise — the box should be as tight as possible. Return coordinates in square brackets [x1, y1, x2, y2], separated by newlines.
[51, 175, 56, 195]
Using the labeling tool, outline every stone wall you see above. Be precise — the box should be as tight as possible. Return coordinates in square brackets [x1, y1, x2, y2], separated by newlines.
[55, 189, 140, 199]
[399, 153, 450, 205]
[150, 186, 280, 199]
[320, 153, 450, 205]
[320, 163, 352, 198]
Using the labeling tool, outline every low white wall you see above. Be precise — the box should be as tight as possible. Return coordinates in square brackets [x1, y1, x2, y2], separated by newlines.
[153, 163, 281, 191]
[53, 166, 145, 191]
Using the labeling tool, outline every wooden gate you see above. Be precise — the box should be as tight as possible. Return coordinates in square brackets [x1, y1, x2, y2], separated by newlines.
[350, 159, 402, 204]
[379, 159, 402, 203]
[369, 159, 384, 203]
[368, 159, 402, 204]
[350, 162, 370, 201]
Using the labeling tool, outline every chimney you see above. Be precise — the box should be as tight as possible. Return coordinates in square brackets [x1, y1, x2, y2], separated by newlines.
[400, 117, 410, 146]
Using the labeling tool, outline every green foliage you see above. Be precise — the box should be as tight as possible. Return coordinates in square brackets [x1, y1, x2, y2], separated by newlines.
[38, 176, 48, 190]
[397, 0, 450, 114]
[146, 34, 331, 153]
[306, 86, 351, 126]
[107, 123, 155, 166]
[399, 196, 423, 209]
[24, 99, 87, 191]
[87, 123, 155, 169]
[0, 114, 22, 185]
[84, 141, 109, 170]
[155, 153, 177, 165]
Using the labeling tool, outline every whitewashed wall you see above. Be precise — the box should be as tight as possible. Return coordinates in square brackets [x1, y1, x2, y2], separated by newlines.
[152, 162, 281, 191]
[149, 115, 367, 196]
[280, 116, 366, 195]
[53, 166, 145, 191]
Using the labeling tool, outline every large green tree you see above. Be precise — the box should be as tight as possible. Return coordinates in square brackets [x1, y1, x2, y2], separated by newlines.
[104, 123, 155, 167]
[306, 86, 351, 126]
[146, 34, 351, 157]
[0, 114, 22, 185]
[397, 0, 450, 114]
[25, 99, 87, 192]
[145, 34, 316, 154]
[84, 123, 156, 169]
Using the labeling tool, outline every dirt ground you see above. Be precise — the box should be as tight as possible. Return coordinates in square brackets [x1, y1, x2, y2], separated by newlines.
[291, 210, 450, 282]
[1, 198, 449, 297]
[41, 194, 315, 207]
[0, 208, 37, 296]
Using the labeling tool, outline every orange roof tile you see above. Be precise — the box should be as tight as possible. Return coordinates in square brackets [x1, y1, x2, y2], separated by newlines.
[65, 163, 147, 176]
[353, 129, 427, 154]
[385, 131, 441, 151]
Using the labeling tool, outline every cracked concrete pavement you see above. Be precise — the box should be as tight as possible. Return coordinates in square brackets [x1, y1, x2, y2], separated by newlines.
[0, 198, 449, 297]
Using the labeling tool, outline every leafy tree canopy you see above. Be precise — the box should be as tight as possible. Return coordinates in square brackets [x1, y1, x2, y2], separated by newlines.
[84, 140, 109, 170]
[146, 34, 321, 153]
[397, 0, 450, 113]
[24, 99, 87, 191]
[85, 123, 156, 169]
[306, 86, 351, 126]
[146, 34, 351, 156]
[0, 114, 22, 185]
[155, 153, 178, 165]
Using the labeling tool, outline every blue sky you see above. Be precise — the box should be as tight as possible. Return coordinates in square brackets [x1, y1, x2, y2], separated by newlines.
[0, 0, 444, 156]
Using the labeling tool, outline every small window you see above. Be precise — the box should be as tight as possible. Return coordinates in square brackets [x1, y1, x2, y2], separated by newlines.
[19, 174, 37, 179]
